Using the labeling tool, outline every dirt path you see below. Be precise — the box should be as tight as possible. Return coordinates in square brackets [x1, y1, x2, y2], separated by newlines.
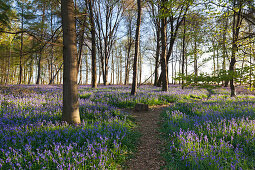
[125, 105, 168, 170]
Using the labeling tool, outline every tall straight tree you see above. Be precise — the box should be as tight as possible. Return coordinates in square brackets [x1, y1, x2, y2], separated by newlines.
[160, 0, 168, 91]
[86, 0, 97, 88]
[61, 0, 81, 124]
[131, 0, 141, 95]
[181, 15, 186, 89]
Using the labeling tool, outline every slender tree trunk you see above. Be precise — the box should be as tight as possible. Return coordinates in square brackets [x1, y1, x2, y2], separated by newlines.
[49, 7, 54, 84]
[119, 49, 123, 84]
[61, 0, 80, 124]
[216, 42, 219, 85]
[240, 56, 245, 86]
[194, 39, 198, 83]
[212, 39, 216, 77]
[154, 24, 160, 86]
[19, 6, 24, 85]
[103, 58, 108, 85]
[174, 51, 177, 84]
[125, 53, 130, 85]
[36, 56, 41, 84]
[85, 50, 88, 84]
[28, 59, 33, 84]
[117, 55, 119, 84]
[103, 40, 108, 86]
[36, 3, 46, 85]
[172, 54, 174, 84]
[125, 52, 130, 85]
[112, 51, 115, 84]
[223, 16, 229, 87]
[179, 51, 181, 84]
[88, 0, 97, 88]
[160, 0, 168, 91]
[131, 0, 141, 95]
[49, 63, 63, 85]
[182, 16, 186, 89]
[125, 21, 132, 85]
[110, 57, 113, 84]
[98, 59, 101, 84]
[139, 51, 142, 85]
[150, 59, 153, 84]
[249, 25, 252, 87]
[185, 49, 187, 77]
[6, 38, 11, 85]
[13, 67, 16, 84]
[79, 57, 82, 84]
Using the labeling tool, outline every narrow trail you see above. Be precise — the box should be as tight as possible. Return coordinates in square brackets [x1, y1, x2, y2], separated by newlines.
[125, 105, 168, 170]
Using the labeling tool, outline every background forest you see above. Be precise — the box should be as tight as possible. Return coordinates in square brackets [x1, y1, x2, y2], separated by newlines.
[1, 0, 255, 95]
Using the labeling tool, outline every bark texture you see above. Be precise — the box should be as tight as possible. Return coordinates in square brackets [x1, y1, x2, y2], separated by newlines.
[61, 0, 81, 124]
[160, 0, 168, 92]
[131, 0, 141, 95]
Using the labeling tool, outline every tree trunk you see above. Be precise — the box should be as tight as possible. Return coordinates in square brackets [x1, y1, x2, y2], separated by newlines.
[111, 51, 115, 84]
[19, 6, 24, 85]
[98, 60, 101, 84]
[125, 53, 130, 85]
[160, 0, 168, 92]
[28, 59, 33, 84]
[49, 63, 63, 85]
[182, 15, 186, 89]
[125, 21, 132, 85]
[103, 40, 108, 86]
[119, 49, 123, 84]
[6, 38, 11, 85]
[79, 57, 82, 84]
[88, 0, 97, 88]
[139, 51, 142, 85]
[131, 0, 141, 95]
[249, 25, 252, 87]
[222, 15, 228, 87]
[85, 50, 88, 84]
[212, 39, 216, 77]
[49, 7, 54, 85]
[229, 0, 242, 97]
[36, 3, 46, 85]
[36, 56, 41, 84]
[172, 54, 174, 84]
[194, 38, 198, 83]
[154, 24, 160, 86]
[103, 64, 108, 86]
[61, 0, 80, 124]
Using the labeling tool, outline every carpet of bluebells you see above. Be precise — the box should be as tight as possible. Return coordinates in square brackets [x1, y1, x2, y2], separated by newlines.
[0, 85, 136, 169]
[162, 87, 255, 169]
[0, 84, 204, 169]
[2, 84, 253, 169]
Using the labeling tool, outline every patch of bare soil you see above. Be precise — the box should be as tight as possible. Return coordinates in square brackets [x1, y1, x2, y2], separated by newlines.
[125, 105, 169, 170]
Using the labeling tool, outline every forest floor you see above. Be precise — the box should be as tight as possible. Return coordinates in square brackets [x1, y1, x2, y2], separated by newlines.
[124, 105, 170, 170]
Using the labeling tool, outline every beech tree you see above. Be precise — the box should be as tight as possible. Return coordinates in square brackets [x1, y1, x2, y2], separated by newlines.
[160, 0, 168, 91]
[131, 0, 141, 95]
[61, 0, 81, 124]
[86, 0, 97, 88]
